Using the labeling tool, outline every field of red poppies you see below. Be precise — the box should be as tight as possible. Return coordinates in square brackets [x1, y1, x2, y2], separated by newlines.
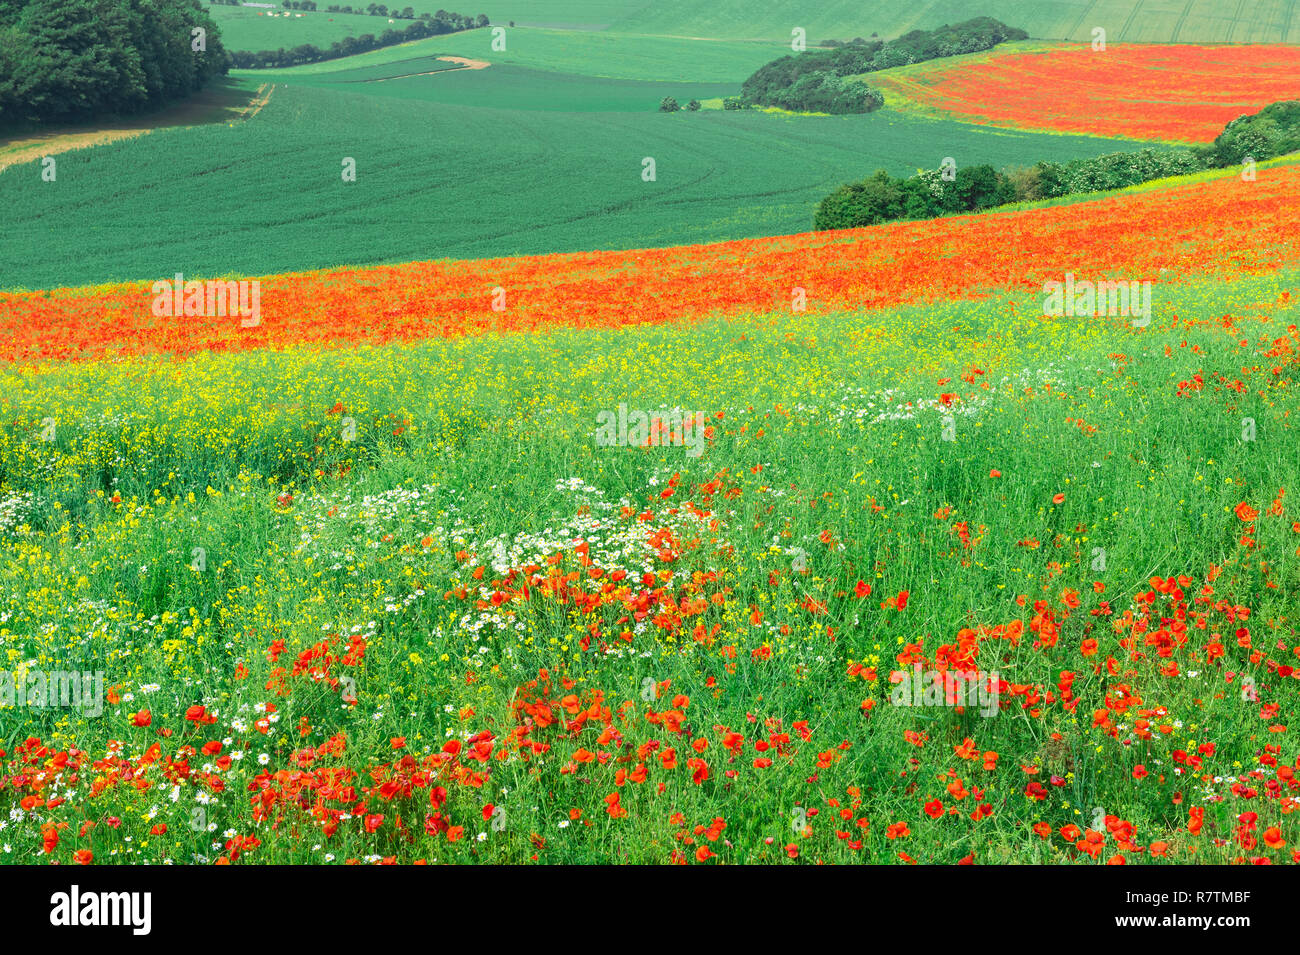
[875, 44, 1300, 142]
[2, 154, 1300, 865]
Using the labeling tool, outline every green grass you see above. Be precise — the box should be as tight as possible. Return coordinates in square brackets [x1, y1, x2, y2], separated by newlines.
[251, 27, 782, 83]
[217, 0, 1300, 43]
[0, 78, 1146, 289]
[2, 268, 1297, 863]
[283, 61, 735, 109]
[428, 27, 782, 82]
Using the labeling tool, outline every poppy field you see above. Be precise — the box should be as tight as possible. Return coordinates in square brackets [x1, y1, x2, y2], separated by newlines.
[3, 154, 1300, 864]
[3, 1, 1300, 881]
[873, 43, 1300, 143]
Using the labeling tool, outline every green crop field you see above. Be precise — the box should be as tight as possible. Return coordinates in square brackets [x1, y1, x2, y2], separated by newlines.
[207, 4, 403, 52]
[6, 0, 1300, 893]
[600, 0, 1300, 44]
[0, 73, 1143, 289]
[352, 27, 782, 83]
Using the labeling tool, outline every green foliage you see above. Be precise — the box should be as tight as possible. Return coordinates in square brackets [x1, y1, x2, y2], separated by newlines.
[0, 79, 1136, 289]
[226, 7, 483, 68]
[1203, 100, 1300, 168]
[1035, 148, 1206, 198]
[659, 95, 679, 112]
[815, 103, 1300, 231]
[759, 71, 883, 114]
[813, 163, 1013, 229]
[0, 0, 227, 128]
[740, 17, 1025, 114]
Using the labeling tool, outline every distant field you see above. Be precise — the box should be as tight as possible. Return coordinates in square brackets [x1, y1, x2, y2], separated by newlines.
[275, 59, 736, 110]
[610, 0, 1300, 43]
[254, 27, 780, 84]
[872, 43, 1300, 142]
[0, 77, 1145, 289]
[207, 4, 405, 51]
[208, 0, 1300, 51]
[311, 55, 465, 82]
[423, 27, 781, 83]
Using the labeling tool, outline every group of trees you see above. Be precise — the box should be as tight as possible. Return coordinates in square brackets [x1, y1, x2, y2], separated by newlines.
[227, 8, 487, 68]
[659, 97, 701, 112]
[740, 17, 1027, 114]
[0, 0, 228, 128]
[814, 100, 1300, 230]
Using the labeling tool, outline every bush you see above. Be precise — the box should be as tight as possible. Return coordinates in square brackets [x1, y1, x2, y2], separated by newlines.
[658, 96, 679, 113]
[687, 99, 701, 111]
[812, 100, 1300, 233]
[764, 72, 883, 114]
[1004, 165, 1044, 202]
[813, 170, 904, 229]
[1203, 100, 1300, 167]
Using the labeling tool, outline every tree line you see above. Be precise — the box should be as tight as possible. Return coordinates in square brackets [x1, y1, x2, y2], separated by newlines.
[0, 0, 490, 128]
[814, 101, 1300, 229]
[739, 17, 1028, 115]
[0, 0, 228, 127]
[226, 8, 487, 69]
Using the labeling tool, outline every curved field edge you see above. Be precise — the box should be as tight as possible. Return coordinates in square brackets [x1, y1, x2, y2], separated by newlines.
[1, 157, 1297, 364]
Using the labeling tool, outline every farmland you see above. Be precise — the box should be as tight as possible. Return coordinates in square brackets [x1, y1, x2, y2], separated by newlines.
[207, 4, 404, 52]
[1, 199, 1298, 862]
[0, 62, 1140, 289]
[873, 43, 1300, 142]
[210, 0, 1300, 46]
[2, 0, 1300, 877]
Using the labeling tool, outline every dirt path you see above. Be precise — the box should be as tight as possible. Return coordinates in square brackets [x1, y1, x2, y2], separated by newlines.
[0, 82, 273, 174]
[368, 56, 491, 81]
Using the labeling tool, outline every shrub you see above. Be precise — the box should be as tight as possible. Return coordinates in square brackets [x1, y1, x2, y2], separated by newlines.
[812, 101, 1298, 232]
[813, 170, 905, 229]
[1204, 100, 1300, 167]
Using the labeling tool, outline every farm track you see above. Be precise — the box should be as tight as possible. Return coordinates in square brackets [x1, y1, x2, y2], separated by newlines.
[0, 83, 273, 174]
[1064, 0, 1101, 41]
[1171, 0, 1196, 42]
[1119, 0, 1147, 40]
[365, 57, 492, 82]
[1226, 0, 1247, 43]
[239, 84, 275, 120]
